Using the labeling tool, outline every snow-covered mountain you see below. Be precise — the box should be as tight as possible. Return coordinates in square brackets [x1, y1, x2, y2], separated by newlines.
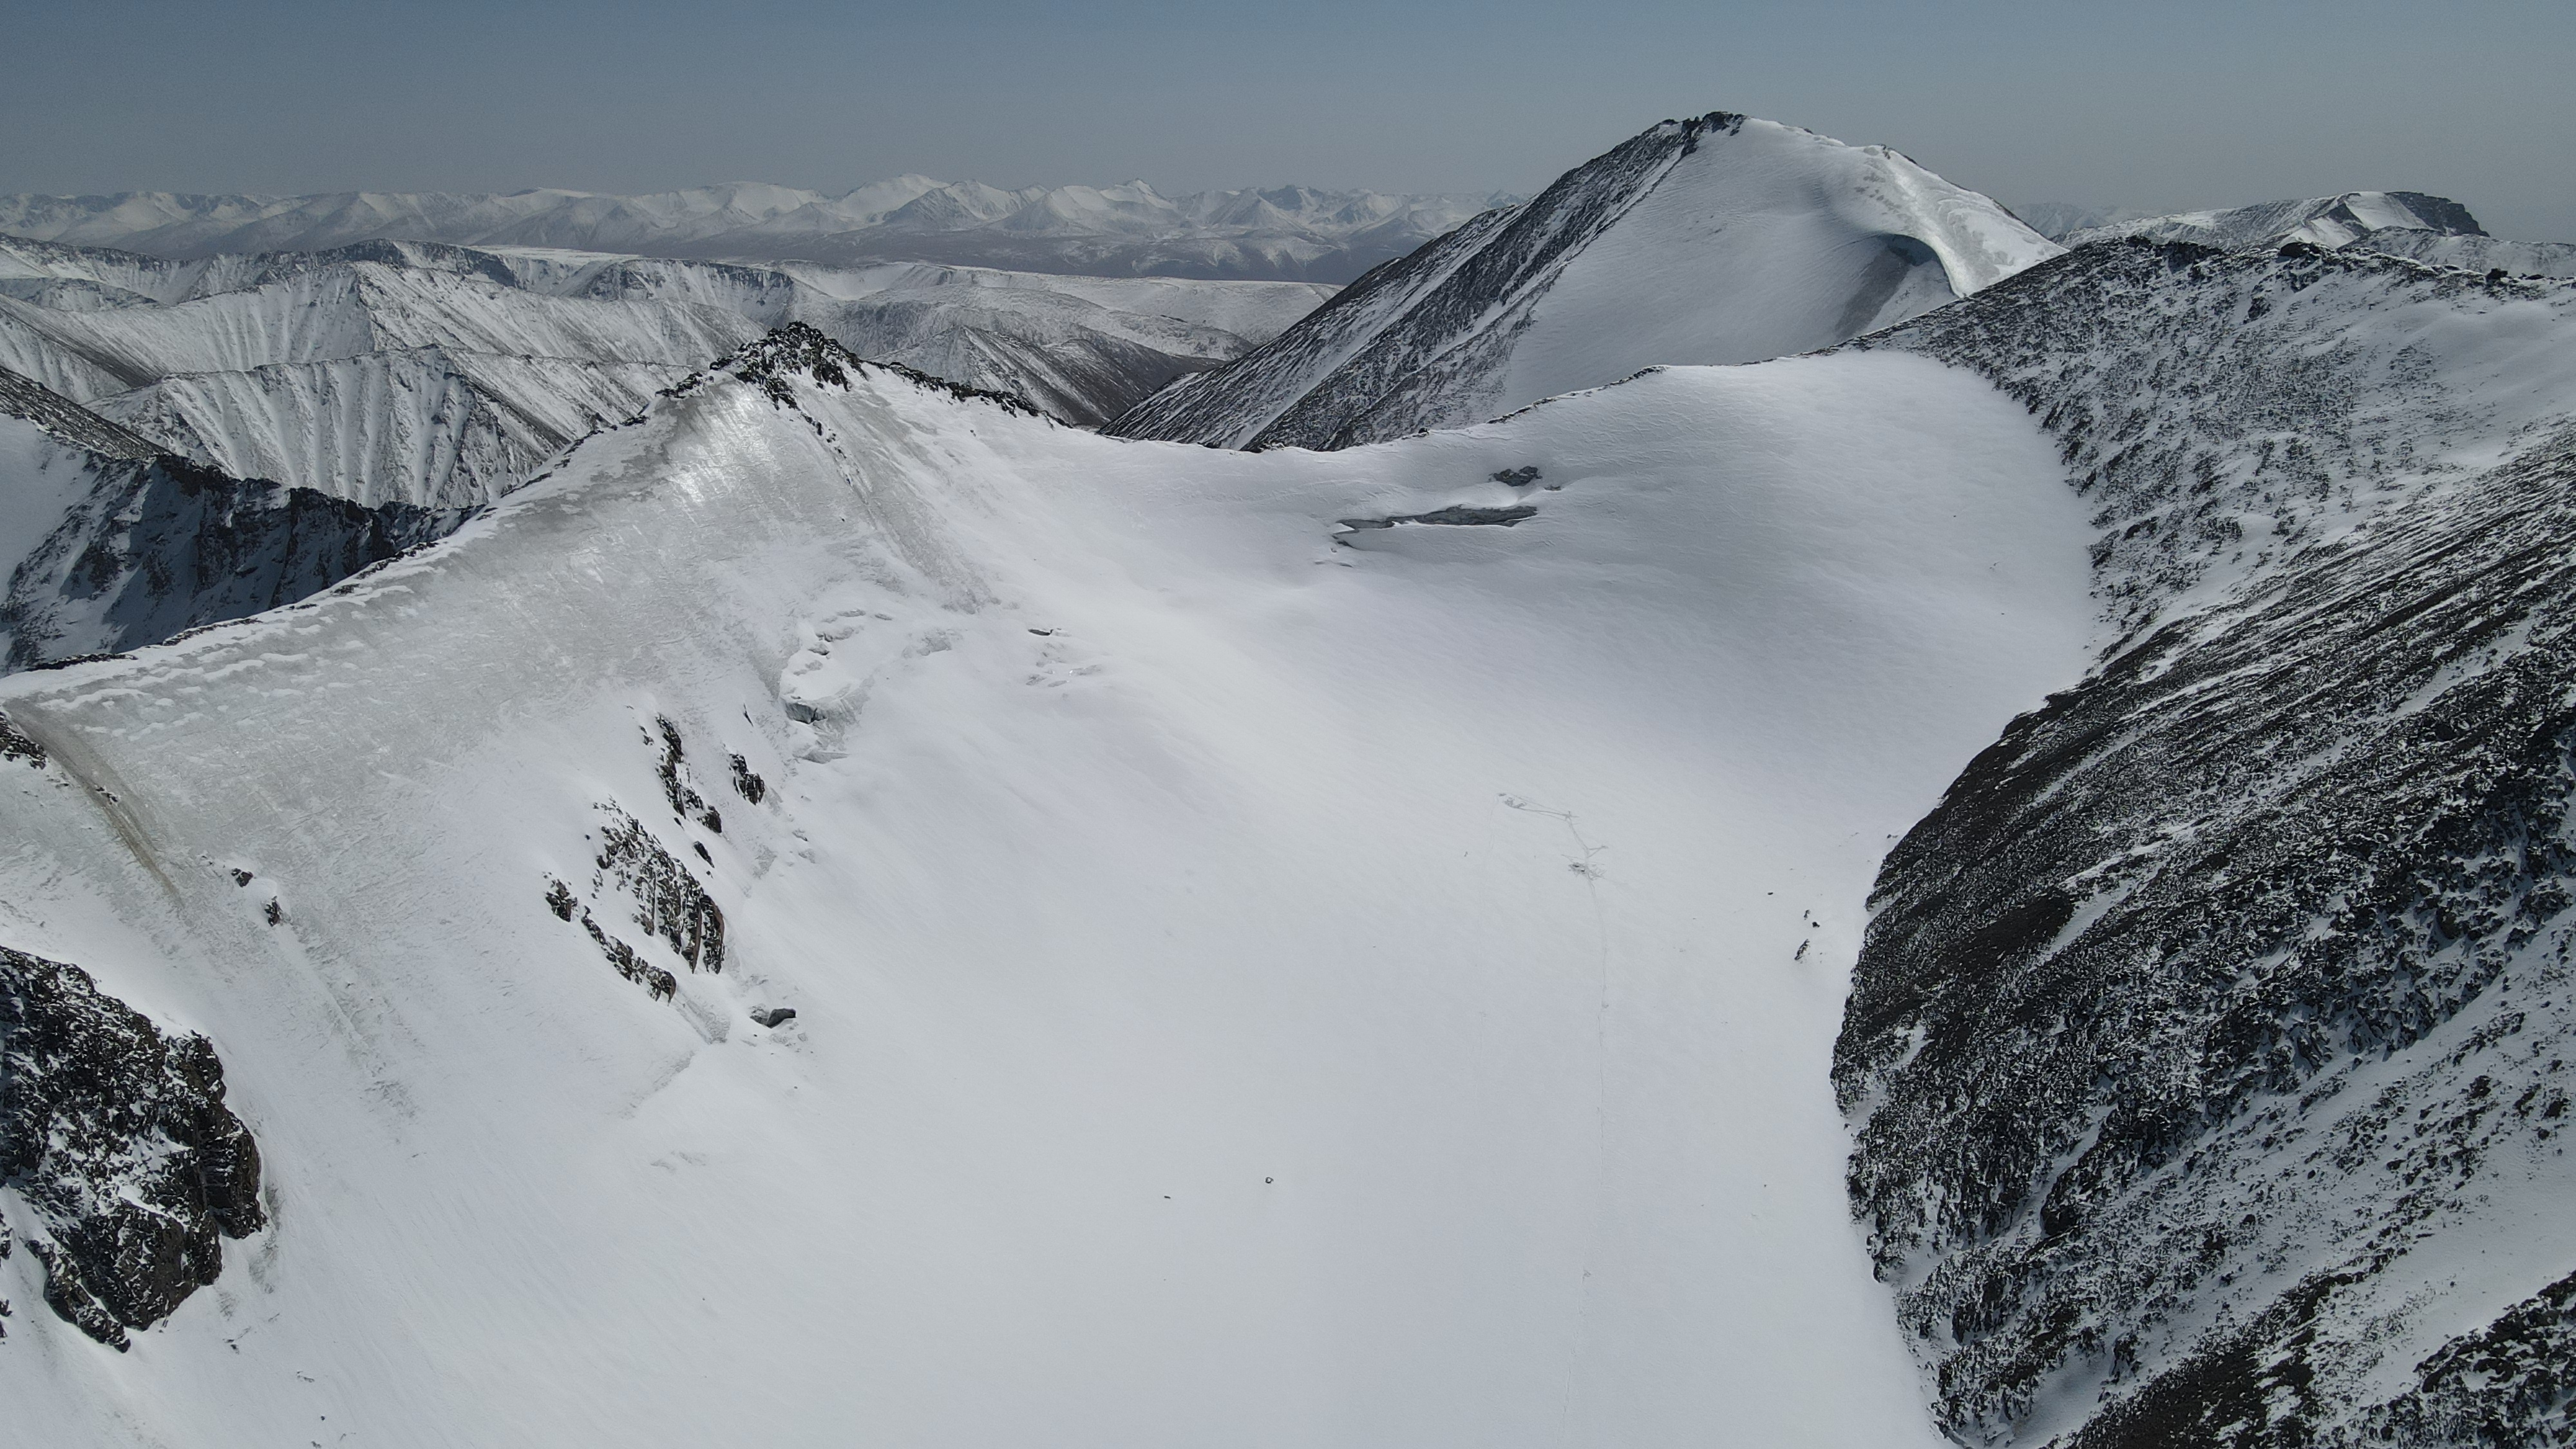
[0, 365, 453, 668]
[2051, 191, 2576, 278]
[1107, 113, 2058, 450]
[0, 180, 1506, 283]
[0, 325, 2092, 1446]
[0, 235, 1333, 509]
[2060, 190, 2485, 251]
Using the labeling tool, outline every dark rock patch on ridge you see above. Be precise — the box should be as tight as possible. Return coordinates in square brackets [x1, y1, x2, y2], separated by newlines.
[0, 945, 264, 1349]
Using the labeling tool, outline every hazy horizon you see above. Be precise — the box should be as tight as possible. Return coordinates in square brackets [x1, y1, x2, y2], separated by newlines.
[5, 0, 2570, 242]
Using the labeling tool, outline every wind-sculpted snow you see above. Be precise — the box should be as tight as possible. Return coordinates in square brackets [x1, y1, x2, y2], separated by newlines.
[1837, 242, 2576, 1445]
[0, 179, 1502, 283]
[0, 330, 2092, 1446]
[1108, 112, 2057, 451]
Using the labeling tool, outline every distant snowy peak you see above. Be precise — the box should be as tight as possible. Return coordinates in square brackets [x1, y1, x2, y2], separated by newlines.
[1110, 111, 2058, 450]
[0, 180, 1510, 283]
[2063, 190, 2485, 250]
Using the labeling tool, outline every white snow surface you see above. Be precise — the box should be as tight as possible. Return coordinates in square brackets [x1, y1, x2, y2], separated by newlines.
[1493, 119, 2060, 415]
[0, 346, 2093, 1446]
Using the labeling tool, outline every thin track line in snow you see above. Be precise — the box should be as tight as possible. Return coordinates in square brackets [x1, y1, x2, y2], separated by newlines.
[1501, 792, 1610, 1445]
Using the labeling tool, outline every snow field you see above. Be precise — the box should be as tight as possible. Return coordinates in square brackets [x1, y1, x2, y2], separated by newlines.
[0, 347, 2092, 1445]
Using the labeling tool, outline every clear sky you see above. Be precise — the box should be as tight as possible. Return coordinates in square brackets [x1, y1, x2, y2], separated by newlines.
[5, 0, 2570, 240]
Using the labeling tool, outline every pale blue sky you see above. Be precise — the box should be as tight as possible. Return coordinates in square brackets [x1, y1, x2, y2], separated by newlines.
[5, 0, 2570, 240]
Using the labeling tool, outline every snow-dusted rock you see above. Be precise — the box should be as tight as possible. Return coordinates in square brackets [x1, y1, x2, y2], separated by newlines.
[1837, 238, 2576, 1446]
[0, 942, 266, 1350]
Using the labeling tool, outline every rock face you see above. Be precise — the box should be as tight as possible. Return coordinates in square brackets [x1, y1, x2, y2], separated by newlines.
[1835, 240, 2576, 1444]
[1, 363, 458, 670]
[1106, 111, 2056, 450]
[0, 944, 265, 1349]
[3, 448, 455, 671]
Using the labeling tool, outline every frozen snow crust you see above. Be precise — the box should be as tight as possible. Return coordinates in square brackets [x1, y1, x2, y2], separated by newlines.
[0, 329, 2093, 1446]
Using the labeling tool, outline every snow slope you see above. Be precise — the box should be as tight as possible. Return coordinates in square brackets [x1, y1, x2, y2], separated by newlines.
[0, 330, 2092, 1446]
[1110, 113, 2058, 451]
[0, 181, 1504, 283]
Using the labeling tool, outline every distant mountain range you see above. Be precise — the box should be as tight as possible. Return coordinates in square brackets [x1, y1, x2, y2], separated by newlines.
[0, 180, 1514, 283]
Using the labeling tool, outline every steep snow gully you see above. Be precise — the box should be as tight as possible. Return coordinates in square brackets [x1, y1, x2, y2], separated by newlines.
[0, 330, 2092, 1446]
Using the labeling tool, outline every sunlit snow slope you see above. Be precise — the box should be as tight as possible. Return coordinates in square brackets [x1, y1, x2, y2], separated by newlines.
[0, 334, 2090, 1446]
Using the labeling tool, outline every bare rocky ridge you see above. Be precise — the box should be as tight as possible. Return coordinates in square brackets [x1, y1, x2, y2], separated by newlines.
[0, 943, 265, 1350]
[1837, 240, 2576, 1445]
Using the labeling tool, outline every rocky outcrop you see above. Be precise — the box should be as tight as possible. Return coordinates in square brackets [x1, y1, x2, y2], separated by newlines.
[3, 451, 459, 670]
[0, 945, 264, 1349]
[1836, 242, 2576, 1444]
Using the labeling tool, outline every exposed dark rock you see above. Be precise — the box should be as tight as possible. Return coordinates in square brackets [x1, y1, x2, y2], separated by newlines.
[728, 753, 766, 805]
[0, 710, 44, 768]
[0, 945, 264, 1349]
[670, 323, 1043, 421]
[574, 912, 676, 1003]
[3, 450, 464, 671]
[1335, 504, 1538, 533]
[653, 717, 721, 833]
[593, 807, 724, 974]
[752, 1008, 796, 1028]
